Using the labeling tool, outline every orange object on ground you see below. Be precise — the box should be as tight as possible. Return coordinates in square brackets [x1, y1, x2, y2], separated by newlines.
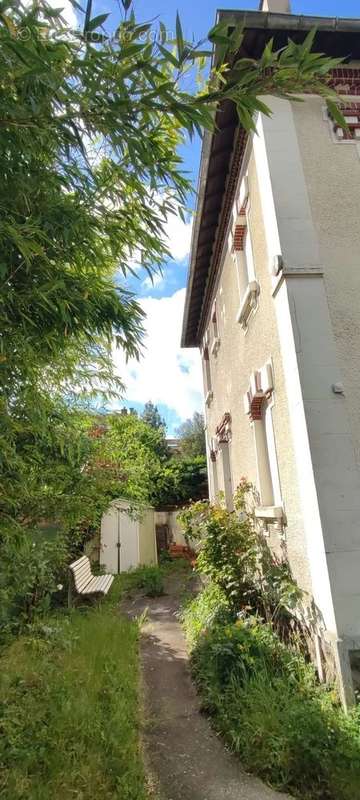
[169, 543, 196, 562]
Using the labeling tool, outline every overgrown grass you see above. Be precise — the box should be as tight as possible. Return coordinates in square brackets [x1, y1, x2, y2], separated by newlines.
[121, 564, 166, 597]
[0, 578, 148, 800]
[182, 584, 360, 800]
[121, 558, 191, 598]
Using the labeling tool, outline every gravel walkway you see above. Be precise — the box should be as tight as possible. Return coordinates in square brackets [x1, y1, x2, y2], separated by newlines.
[124, 573, 292, 800]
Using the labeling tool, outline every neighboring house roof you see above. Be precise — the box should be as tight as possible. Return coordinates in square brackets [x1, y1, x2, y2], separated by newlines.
[166, 438, 181, 452]
[181, 9, 360, 348]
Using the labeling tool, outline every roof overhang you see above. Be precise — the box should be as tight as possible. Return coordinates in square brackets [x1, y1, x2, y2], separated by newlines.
[181, 9, 360, 348]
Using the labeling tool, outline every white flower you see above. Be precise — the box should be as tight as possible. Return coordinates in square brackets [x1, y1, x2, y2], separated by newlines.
[57, 583, 63, 591]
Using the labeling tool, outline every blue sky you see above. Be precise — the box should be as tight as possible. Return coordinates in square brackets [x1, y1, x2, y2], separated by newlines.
[61, 0, 360, 433]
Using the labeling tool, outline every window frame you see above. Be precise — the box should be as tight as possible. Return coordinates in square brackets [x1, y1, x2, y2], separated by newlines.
[244, 363, 285, 530]
[232, 177, 260, 330]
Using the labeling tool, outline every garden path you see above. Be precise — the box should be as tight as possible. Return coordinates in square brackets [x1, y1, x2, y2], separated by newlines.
[123, 570, 292, 800]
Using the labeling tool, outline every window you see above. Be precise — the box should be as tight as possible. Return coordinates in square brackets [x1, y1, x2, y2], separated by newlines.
[232, 176, 260, 329]
[235, 226, 255, 299]
[253, 398, 281, 508]
[202, 342, 213, 406]
[219, 441, 234, 511]
[210, 301, 220, 356]
[244, 364, 284, 527]
[208, 437, 219, 501]
[327, 103, 360, 143]
[215, 413, 233, 511]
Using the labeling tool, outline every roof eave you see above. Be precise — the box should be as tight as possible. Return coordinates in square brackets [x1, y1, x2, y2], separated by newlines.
[181, 9, 360, 348]
[181, 129, 213, 348]
[216, 9, 360, 34]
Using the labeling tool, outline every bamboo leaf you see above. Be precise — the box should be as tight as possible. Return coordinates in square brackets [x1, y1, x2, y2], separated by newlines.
[326, 100, 347, 130]
[176, 11, 184, 61]
[85, 13, 109, 32]
[159, 21, 166, 44]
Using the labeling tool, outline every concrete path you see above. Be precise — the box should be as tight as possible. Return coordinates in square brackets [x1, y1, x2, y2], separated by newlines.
[124, 573, 291, 800]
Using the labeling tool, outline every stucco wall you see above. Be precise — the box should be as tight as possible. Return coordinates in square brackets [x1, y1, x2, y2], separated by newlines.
[292, 97, 360, 468]
[155, 510, 190, 547]
[139, 508, 157, 566]
[203, 148, 313, 594]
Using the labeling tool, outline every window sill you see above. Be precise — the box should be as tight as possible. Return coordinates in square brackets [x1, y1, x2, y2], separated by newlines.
[255, 505, 285, 535]
[236, 280, 260, 330]
[254, 505, 284, 522]
[205, 391, 213, 407]
[211, 337, 220, 357]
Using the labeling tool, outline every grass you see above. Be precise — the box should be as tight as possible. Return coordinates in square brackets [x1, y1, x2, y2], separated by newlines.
[120, 564, 166, 597]
[120, 558, 192, 598]
[0, 578, 149, 800]
[182, 584, 360, 800]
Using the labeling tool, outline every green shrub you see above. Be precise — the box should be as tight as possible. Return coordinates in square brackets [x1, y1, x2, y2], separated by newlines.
[179, 482, 302, 633]
[191, 614, 313, 703]
[181, 582, 231, 649]
[124, 565, 165, 597]
[179, 485, 258, 612]
[0, 529, 69, 636]
[184, 588, 360, 800]
[219, 671, 360, 800]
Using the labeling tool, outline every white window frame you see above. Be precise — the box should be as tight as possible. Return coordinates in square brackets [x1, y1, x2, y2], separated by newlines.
[219, 440, 234, 512]
[244, 363, 284, 529]
[210, 301, 220, 356]
[233, 178, 260, 329]
[201, 336, 213, 407]
[253, 397, 282, 511]
[208, 436, 219, 502]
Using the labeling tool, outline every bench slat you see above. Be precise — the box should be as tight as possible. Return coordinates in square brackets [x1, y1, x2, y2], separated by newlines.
[75, 575, 93, 593]
[85, 576, 107, 594]
[100, 575, 113, 593]
[69, 555, 88, 570]
[72, 563, 92, 582]
[73, 564, 91, 582]
[69, 556, 113, 598]
[83, 575, 114, 595]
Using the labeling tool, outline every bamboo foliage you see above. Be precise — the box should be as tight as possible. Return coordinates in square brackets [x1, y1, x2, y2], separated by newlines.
[0, 0, 344, 551]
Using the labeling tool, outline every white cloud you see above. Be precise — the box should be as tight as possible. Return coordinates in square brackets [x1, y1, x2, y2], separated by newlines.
[132, 209, 193, 276]
[24, 0, 77, 28]
[53, 0, 77, 27]
[142, 272, 164, 291]
[111, 288, 203, 421]
[166, 212, 193, 262]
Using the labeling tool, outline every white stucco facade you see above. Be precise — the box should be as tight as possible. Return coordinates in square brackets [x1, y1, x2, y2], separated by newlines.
[191, 81, 360, 705]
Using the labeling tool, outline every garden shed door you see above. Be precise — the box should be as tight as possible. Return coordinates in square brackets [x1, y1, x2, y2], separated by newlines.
[100, 504, 139, 574]
[118, 511, 139, 572]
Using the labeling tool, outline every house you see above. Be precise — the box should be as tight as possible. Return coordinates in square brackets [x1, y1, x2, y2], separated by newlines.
[181, 0, 360, 706]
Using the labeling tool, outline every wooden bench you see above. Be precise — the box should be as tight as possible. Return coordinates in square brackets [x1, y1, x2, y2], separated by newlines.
[68, 555, 114, 606]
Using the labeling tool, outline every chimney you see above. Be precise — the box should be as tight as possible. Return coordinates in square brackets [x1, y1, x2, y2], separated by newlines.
[259, 0, 291, 11]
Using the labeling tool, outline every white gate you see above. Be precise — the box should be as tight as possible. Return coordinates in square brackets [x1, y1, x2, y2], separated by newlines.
[100, 504, 139, 574]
